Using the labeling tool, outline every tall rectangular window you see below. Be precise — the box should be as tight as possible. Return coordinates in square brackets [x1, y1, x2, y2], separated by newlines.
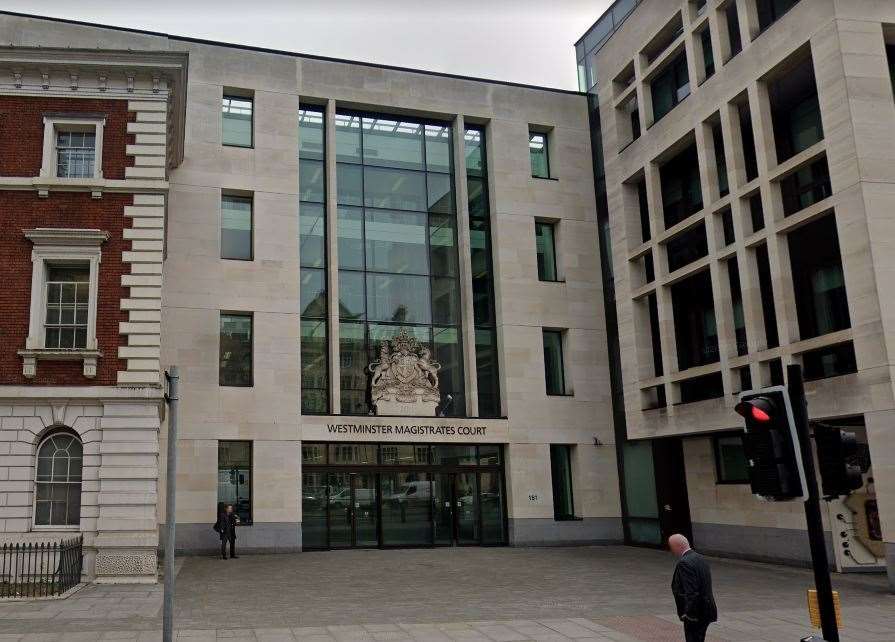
[221, 194, 253, 260]
[529, 131, 550, 178]
[535, 222, 558, 282]
[660, 143, 703, 228]
[637, 180, 651, 242]
[299, 106, 329, 413]
[336, 113, 464, 416]
[218, 441, 252, 524]
[770, 56, 822, 163]
[542, 329, 567, 395]
[700, 29, 715, 80]
[550, 445, 576, 520]
[712, 122, 728, 197]
[466, 127, 501, 418]
[781, 158, 831, 216]
[44, 265, 89, 350]
[787, 213, 850, 340]
[220, 312, 253, 386]
[727, 258, 747, 356]
[222, 94, 253, 148]
[755, 244, 779, 349]
[671, 270, 719, 370]
[739, 103, 759, 182]
[651, 52, 690, 122]
[725, 2, 743, 58]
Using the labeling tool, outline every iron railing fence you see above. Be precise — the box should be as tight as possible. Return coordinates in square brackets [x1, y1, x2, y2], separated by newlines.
[0, 535, 83, 598]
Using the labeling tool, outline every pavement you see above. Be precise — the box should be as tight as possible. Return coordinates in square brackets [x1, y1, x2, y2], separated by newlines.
[0, 546, 892, 641]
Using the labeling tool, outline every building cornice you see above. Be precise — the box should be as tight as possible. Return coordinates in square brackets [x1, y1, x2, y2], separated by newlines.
[24, 228, 109, 246]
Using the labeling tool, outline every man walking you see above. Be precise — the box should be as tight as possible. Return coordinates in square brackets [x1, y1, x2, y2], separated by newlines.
[669, 534, 717, 642]
[216, 503, 239, 559]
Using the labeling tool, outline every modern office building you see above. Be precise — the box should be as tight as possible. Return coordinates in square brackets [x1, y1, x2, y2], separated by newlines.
[577, 0, 894, 587]
[0, 11, 619, 579]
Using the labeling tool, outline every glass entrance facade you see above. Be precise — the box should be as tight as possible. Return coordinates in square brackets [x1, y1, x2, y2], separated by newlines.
[301, 443, 506, 549]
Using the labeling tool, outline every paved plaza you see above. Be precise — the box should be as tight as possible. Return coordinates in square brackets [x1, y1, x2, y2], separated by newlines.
[0, 546, 892, 641]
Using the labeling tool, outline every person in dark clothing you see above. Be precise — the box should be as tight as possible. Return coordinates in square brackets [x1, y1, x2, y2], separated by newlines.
[669, 534, 717, 642]
[215, 503, 239, 559]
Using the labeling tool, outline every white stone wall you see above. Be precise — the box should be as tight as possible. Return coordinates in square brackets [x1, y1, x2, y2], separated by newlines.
[0, 390, 161, 582]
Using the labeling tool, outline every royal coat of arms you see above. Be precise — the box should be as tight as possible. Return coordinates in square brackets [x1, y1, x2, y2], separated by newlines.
[368, 329, 441, 416]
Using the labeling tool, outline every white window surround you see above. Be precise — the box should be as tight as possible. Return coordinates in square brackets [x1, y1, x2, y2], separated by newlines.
[39, 115, 105, 195]
[19, 228, 108, 378]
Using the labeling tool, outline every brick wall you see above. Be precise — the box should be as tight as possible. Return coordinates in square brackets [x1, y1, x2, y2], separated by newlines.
[0, 96, 134, 179]
[0, 191, 132, 385]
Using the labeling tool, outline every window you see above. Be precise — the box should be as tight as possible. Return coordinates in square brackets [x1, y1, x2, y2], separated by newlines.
[22, 229, 105, 378]
[671, 270, 719, 370]
[712, 122, 728, 197]
[720, 208, 735, 246]
[679, 372, 724, 402]
[781, 158, 831, 216]
[757, 0, 800, 33]
[788, 214, 850, 339]
[802, 342, 857, 381]
[637, 179, 651, 242]
[728, 258, 748, 356]
[34, 432, 82, 526]
[466, 127, 501, 418]
[220, 313, 253, 386]
[56, 131, 96, 178]
[222, 94, 253, 147]
[218, 441, 252, 525]
[739, 103, 759, 182]
[535, 222, 558, 281]
[550, 445, 576, 520]
[336, 112, 463, 416]
[651, 52, 690, 122]
[769, 56, 822, 163]
[725, 2, 743, 59]
[700, 29, 715, 80]
[299, 106, 328, 414]
[40, 117, 105, 181]
[748, 192, 765, 232]
[221, 194, 253, 260]
[660, 143, 703, 228]
[666, 222, 708, 273]
[755, 244, 779, 349]
[542, 329, 567, 395]
[44, 266, 89, 350]
[713, 434, 749, 483]
[529, 131, 550, 178]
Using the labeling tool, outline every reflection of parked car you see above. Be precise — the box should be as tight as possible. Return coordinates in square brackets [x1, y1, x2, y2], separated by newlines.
[389, 481, 433, 506]
[329, 488, 375, 507]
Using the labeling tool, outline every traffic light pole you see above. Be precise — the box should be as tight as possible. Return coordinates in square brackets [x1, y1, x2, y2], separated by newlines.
[787, 365, 839, 642]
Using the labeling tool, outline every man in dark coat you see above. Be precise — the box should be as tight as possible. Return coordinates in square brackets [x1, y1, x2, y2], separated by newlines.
[215, 504, 239, 559]
[669, 534, 717, 642]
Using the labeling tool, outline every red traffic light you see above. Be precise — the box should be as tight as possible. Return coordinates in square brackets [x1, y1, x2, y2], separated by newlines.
[735, 397, 776, 423]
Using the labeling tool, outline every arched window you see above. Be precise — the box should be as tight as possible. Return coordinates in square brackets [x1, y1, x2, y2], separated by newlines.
[34, 432, 82, 526]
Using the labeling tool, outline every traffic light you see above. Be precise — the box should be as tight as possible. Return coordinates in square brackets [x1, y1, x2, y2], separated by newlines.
[735, 387, 806, 501]
[814, 426, 863, 499]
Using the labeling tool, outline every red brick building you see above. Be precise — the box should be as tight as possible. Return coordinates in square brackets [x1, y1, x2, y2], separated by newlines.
[0, 47, 186, 582]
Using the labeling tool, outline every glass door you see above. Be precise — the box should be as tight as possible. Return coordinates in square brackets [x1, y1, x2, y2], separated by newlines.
[328, 472, 352, 549]
[352, 472, 378, 547]
[433, 473, 453, 545]
[454, 472, 479, 544]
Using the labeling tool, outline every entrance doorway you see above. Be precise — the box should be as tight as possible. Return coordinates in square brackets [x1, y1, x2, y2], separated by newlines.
[301, 443, 506, 550]
[653, 438, 692, 544]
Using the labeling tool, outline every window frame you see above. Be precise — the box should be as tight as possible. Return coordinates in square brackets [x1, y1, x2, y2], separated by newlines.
[712, 433, 750, 485]
[542, 328, 570, 396]
[529, 130, 552, 179]
[40, 115, 105, 181]
[220, 192, 255, 261]
[20, 229, 106, 378]
[219, 311, 254, 387]
[32, 430, 83, 530]
[222, 93, 255, 149]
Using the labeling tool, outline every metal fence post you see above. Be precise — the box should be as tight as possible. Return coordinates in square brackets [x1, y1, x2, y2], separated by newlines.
[163, 366, 180, 642]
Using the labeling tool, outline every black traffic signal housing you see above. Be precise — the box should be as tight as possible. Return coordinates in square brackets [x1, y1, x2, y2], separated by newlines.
[735, 388, 806, 501]
[814, 426, 864, 499]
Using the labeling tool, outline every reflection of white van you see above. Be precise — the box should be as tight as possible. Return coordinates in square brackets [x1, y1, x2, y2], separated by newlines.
[390, 481, 434, 505]
[329, 488, 375, 507]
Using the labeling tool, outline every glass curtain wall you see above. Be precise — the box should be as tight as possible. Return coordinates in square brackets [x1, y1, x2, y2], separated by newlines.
[299, 106, 329, 414]
[464, 127, 501, 418]
[336, 113, 464, 416]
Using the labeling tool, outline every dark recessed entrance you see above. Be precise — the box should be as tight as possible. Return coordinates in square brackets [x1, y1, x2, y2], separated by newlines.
[301, 443, 506, 550]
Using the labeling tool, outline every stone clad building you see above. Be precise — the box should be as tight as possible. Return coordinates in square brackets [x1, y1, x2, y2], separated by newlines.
[577, 0, 895, 588]
[0, 0, 894, 592]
